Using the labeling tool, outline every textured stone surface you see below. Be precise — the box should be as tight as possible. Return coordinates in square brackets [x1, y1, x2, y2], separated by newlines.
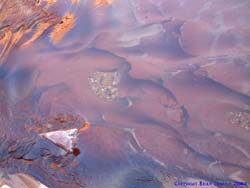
[0, 0, 250, 188]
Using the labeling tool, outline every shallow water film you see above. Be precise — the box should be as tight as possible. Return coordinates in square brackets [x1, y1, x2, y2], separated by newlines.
[0, 0, 250, 188]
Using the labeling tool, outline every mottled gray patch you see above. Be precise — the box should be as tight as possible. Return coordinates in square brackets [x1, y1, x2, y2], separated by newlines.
[89, 71, 120, 101]
[230, 111, 250, 131]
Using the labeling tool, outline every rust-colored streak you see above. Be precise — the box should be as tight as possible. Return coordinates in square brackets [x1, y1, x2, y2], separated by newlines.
[0, 28, 26, 63]
[0, 29, 12, 46]
[22, 22, 52, 47]
[94, 0, 113, 7]
[35, 0, 57, 6]
[50, 12, 76, 44]
[0, 0, 60, 63]
[79, 121, 90, 132]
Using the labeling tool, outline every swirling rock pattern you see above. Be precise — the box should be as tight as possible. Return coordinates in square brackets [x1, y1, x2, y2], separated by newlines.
[0, 0, 250, 188]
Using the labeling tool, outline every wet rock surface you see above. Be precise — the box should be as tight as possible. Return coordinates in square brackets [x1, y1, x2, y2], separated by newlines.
[0, 0, 250, 188]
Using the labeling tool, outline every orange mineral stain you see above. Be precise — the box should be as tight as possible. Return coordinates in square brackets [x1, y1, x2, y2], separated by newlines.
[0, 0, 60, 63]
[50, 12, 76, 44]
[50, 162, 60, 169]
[22, 22, 53, 47]
[36, 0, 57, 6]
[79, 121, 90, 132]
[94, 0, 113, 7]
[0, 30, 12, 46]
[71, 0, 80, 4]
[0, 28, 29, 63]
[46, 0, 57, 6]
